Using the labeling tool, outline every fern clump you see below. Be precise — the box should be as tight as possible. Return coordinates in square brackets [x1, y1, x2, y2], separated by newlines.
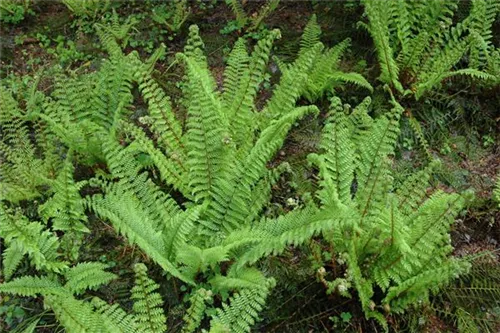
[81, 21, 324, 332]
[0, 262, 117, 332]
[306, 96, 472, 327]
[361, 0, 499, 98]
[152, 0, 190, 33]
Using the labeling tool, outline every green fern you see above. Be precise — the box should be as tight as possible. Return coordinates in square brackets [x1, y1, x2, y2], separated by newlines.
[0, 205, 68, 277]
[38, 152, 88, 260]
[80, 22, 324, 332]
[279, 14, 372, 103]
[0, 263, 120, 333]
[182, 288, 213, 333]
[152, 0, 190, 33]
[362, 0, 498, 98]
[226, 0, 279, 32]
[494, 175, 500, 206]
[219, 96, 475, 329]
[306, 96, 471, 327]
[62, 0, 111, 17]
[433, 258, 500, 333]
[131, 263, 167, 333]
[0, 84, 60, 204]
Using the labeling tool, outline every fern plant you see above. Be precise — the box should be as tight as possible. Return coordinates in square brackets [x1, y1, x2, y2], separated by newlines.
[225, 0, 280, 32]
[0, 83, 62, 204]
[62, 0, 112, 18]
[0, 262, 173, 333]
[152, 0, 190, 33]
[277, 14, 372, 103]
[361, 0, 499, 99]
[76, 21, 331, 332]
[305, 95, 472, 327]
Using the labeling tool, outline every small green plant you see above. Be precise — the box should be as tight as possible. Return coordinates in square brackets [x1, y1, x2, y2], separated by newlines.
[329, 311, 353, 331]
[0, 0, 32, 24]
[0, 302, 26, 328]
[35, 33, 90, 66]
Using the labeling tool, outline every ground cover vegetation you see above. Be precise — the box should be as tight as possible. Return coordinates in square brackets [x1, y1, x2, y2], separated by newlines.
[0, 0, 499, 332]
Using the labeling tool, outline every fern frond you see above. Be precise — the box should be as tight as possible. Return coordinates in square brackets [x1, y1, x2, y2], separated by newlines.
[0, 205, 67, 273]
[87, 188, 189, 284]
[44, 294, 104, 333]
[182, 288, 213, 333]
[396, 160, 439, 215]
[177, 52, 228, 203]
[209, 279, 275, 333]
[355, 103, 403, 223]
[131, 263, 167, 333]
[92, 297, 142, 333]
[227, 0, 247, 27]
[0, 275, 66, 297]
[384, 259, 470, 313]
[209, 267, 268, 294]
[298, 14, 321, 57]
[2, 241, 24, 280]
[223, 30, 281, 149]
[38, 152, 88, 260]
[363, 0, 403, 92]
[249, 0, 279, 31]
[209, 105, 318, 234]
[163, 206, 203, 262]
[260, 44, 322, 127]
[132, 55, 186, 165]
[64, 262, 117, 295]
[308, 97, 355, 205]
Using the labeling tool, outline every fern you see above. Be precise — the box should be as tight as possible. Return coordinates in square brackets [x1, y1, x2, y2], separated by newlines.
[152, 0, 190, 33]
[0, 85, 60, 204]
[279, 15, 372, 103]
[77, 22, 329, 332]
[182, 288, 213, 333]
[131, 263, 167, 333]
[226, 0, 279, 32]
[64, 262, 117, 295]
[305, 96, 471, 326]
[362, 0, 498, 98]
[0, 264, 119, 333]
[62, 0, 111, 17]
[210, 279, 276, 333]
[38, 152, 88, 260]
[0, 205, 68, 276]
